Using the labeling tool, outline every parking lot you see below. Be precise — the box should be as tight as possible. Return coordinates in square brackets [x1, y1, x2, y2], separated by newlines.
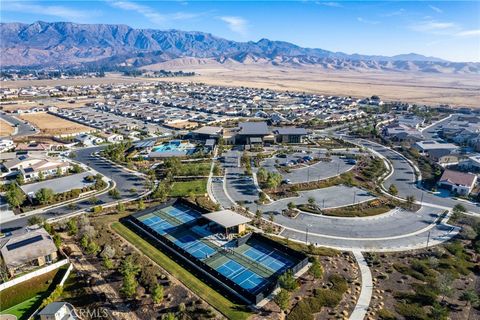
[260, 151, 355, 184]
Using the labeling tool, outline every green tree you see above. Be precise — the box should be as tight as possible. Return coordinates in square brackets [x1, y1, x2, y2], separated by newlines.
[121, 273, 138, 298]
[80, 234, 89, 249]
[162, 313, 177, 320]
[308, 197, 316, 206]
[35, 188, 55, 205]
[67, 219, 78, 235]
[258, 191, 267, 204]
[116, 202, 126, 213]
[388, 184, 398, 196]
[38, 171, 44, 181]
[452, 204, 466, 218]
[109, 188, 121, 199]
[257, 167, 268, 182]
[266, 172, 282, 190]
[152, 283, 164, 304]
[103, 256, 114, 269]
[309, 259, 323, 279]
[274, 289, 290, 312]
[15, 173, 24, 185]
[278, 270, 298, 291]
[138, 199, 145, 210]
[120, 255, 141, 276]
[287, 202, 296, 210]
[87, 240, 100, 255]
[88, 196, 100, 204]
[5, 184, 26, 208]
[53, 234, 62, 248]
[28, 215, 45, 226]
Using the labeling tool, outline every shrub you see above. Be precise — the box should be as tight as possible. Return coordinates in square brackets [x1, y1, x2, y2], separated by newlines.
[395, 302, 429, 320]
[287, 300, 313, 320]
[378, 308, 396, 320]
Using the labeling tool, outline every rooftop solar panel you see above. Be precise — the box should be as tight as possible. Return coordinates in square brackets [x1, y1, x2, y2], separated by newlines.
[6, 235, 44, 251]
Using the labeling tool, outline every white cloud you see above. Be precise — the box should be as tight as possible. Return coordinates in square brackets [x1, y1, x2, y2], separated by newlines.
[456, 29, 480, 37]
[3, 1, 95, 21]
[107, 0, 201, 25]
[316, 2, 343, 8]
[220, 16, 248, 36]
[357, 17, 380, 25]
[409, 20, 459, 34]
[429, 5, 443, 14]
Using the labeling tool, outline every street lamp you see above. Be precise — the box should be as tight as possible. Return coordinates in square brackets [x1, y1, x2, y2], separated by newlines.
[305, 225, 309, 244]
[353, 190, 357, 205]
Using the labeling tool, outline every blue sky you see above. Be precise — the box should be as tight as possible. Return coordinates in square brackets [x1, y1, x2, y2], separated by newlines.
[1, 1, 479, 62]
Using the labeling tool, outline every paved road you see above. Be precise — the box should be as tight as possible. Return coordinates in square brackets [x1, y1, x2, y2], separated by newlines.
[250, 186, 374, 214]
[261, 152, 354, 183]
[0, 113, 37, 137]
[213, 146, 459, 251]
[420, 114, 456, 141]
[0, 146, 146, 232]
[355, 138, 480, 215]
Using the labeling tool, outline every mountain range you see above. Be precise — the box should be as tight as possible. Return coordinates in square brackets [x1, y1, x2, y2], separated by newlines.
[1, 21, 479, 74]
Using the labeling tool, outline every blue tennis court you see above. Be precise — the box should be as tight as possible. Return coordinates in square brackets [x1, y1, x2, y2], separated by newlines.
[243, 245, 293, 272]
[173, 235, 216, 259]
[217, 260, 265, 290]
[141, 215, 174, 235]
[162, 205, 199, 223]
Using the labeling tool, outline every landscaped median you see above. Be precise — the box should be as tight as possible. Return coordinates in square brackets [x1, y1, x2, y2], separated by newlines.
[110, 222, 251, 320]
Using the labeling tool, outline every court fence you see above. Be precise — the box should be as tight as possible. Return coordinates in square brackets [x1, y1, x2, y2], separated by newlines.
[123, 198, 308, 305]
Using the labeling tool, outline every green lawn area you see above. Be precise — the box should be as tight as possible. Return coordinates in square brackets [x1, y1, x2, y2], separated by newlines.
[177, 162, 211, 176]
[0, 295, 43, 320]
[169, 179, 207, 197]
[0, 266, 66, 320]
[111, 222, 251, 320]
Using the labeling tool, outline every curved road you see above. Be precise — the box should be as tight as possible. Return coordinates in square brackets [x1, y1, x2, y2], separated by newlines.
[214, 144, 460, 252]
[0, 146, 147, 232]
[0, 113, 37, 137]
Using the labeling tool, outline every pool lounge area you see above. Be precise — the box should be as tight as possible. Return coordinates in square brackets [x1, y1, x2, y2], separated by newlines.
[148, 140, 197, 158]
[121, 199, 308, 304]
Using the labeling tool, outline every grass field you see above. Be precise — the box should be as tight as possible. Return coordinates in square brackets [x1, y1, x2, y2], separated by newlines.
[111, 222, 251, 320]
[170, 179, 207, 197]
[0, 118, 15, 136]
[0, 267, 65, 319]
[0, 295, 42, 319]
[18, 112, 94, 136]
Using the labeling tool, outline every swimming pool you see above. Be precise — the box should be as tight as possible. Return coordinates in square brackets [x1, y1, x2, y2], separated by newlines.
[151, 140, 195, 153]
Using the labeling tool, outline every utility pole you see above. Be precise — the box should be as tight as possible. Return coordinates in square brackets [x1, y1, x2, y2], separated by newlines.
[353, 190, 356, 205]
[420, 192, 424, 205]
[426, 231, 431, 249]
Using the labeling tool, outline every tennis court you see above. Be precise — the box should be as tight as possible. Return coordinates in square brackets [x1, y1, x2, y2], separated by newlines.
[162, 205, 199, 223]
[139, 214, 175, 236]
[128, 199, 308, 304]
[173, 234, 216, 260]
[242, 244, 294, 272]
[217, 259, 265, 290]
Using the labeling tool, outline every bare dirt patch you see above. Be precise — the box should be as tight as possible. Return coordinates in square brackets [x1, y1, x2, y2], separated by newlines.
[18, 112, 94, 136]
[0, 118, 15, 136]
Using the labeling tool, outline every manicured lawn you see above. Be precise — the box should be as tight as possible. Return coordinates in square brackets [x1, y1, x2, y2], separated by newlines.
[0, 268, 61, 311]
[169, 179, 207, 197]
[177, 162, 211, 176]
[111, 222, 251, 320]
[0, 295, 43, 319]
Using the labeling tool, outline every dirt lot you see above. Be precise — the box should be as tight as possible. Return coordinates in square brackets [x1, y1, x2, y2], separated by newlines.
[0, 118, 15, 136]
[18, 112, 94, 136]
[1, 98, 102, 112]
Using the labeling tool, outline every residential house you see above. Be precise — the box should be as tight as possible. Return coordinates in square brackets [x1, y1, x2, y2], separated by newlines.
[437, 169, 477, 196]
[1, 155, 71, 182]
[0, 227, 58, 277]
[37, 302, 79, 320]
[74, 134, 104, 146]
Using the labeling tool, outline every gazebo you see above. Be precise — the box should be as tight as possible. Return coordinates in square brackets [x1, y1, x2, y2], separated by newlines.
[202, 210, 251, 236]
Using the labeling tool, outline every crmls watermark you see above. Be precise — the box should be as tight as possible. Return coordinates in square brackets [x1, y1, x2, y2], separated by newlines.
[76, 307, 109, 318]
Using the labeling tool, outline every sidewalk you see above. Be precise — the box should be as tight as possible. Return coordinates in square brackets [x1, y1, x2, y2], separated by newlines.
[349, 251, 373, 320]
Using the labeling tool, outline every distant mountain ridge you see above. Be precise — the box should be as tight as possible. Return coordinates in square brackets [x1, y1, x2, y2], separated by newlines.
[1, 21, 478, 74]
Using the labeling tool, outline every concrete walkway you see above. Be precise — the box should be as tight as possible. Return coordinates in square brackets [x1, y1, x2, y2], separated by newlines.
[350, 251, 373, 320]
